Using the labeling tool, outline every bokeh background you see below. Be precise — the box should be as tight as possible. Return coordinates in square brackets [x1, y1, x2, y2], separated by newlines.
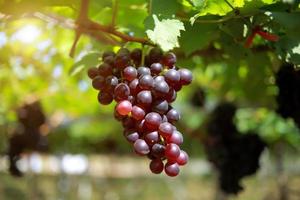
[0, 0, 300, 199]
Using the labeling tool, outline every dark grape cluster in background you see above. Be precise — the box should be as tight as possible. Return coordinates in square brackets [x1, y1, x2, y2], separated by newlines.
[8, 101, 48, 177]
[205, 102, 266, 194]
[87, 47, 192, 176]
[275, 63, 300, 129]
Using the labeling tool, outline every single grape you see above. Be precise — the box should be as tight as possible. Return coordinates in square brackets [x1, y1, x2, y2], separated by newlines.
[98, 63, 113, 76]
[151, 143, 166, 158]
[153, 100, 169, 114]
[154, 80, 169, 96]
[158, 122, 174, 139]
[105, 75, 119, 90]
[165, 162, 180, 177]
[114, 108, 126, 121]
[167, 130, 183, 145]
[130, 48, 142, 65]
[92, 75, 106, 90]
[134, 139, 150, 155]
[145, 112, 162, 130]
[116, 100, 132, 116]
[176, 150, 188, 166]
[102, 51, 115, 60]
[131, 105, 146, 121]
[104, 55, 114, 66]
[137, 67, 151, 76]
[114, 83, 130, 101]
[164, 69, 180, 86]
[123, 66, 137, 81]
[165, 143, 180, 161]
[144, 131, 159, 145]
[129, 78, 140, 95]
[149, 47, 163, 64]
[115, 54, 130, 69]
[137, 90, 152, 106]
[124, 130, 139, 143]
[149, 159, 164, 174]
[117, 48, 130, 56]
[97, 91, 113, 105]
[163, 52, 177, 67]
[136, 119, 146, 133]
[150, 63, 163, 75]
[122, 117, 136, 129]
[154, 75, 165, 82]
[166, 89, 177, 103]
[87, 67, 99, 79]
[139, 74, 154, 90]
[167, 108, 180, 123]
[179, 68, 193, 85]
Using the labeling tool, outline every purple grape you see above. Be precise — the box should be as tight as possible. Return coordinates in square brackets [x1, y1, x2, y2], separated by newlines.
[97, 91, 113, 105]
[154, 80, 169, 96]
[150, 63, 163, 75]
[139, 74, 154, 90]
[137, 90, 152, 106]
[151, 143, 166, 158]
[145, 112, 162, 130]
[98, 63, 113, 76]
[124, 130, 139, 143]
[105, 75, 118, 90]
[167, 130, 183, 145]
[153, 100, 169, 114]
[163, 52, 177, 67]
[159, 122, 174, 139]
[134, 139, 150, 155]
[164, 69, 180, 86]
[165, 162, 179, 177]
[114, 83, 130, 101]
[176, 150, 188, 166]
[87, 67, 98, 79]
[144, 131, 159, 145]
[123, 66, 137, 81]
[129, 78, 140, 95]
[165, 143, 180, 161]
[131, 105, 145, 120]
[92, 75, 106, 90]
[137, 67, 151, 76]
[179, 68, 193, 85]
[166, 108, 180, 123]
[149, 159, 164, 174]
[166, 88, 177, 103]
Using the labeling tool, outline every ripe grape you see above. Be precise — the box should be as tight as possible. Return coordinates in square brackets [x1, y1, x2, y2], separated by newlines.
[124, 131, 139, 143]
[98, 91, 113, 105]
[88, 67, 99, 79]
[151, 143, 165, 158]
[163, 52, 177, 67]
[158, 122, 174, 139]
[176, 150, 188, 165]
[98, 63, 113, 76]
[165, 162, 180, 177]
[150, 63, 163, 75]
[137, 90, 152, 106]
[153, 100, 169, 114]
[167, 108, 180, 123]
[164, 69, 180, 86]
[131, 105, 146, 121]
[116, 100, 132, 116]
[134, 139, 150, 155]
[165, 143, 180, 161]
[144, 131, 159, 145]
[137, 66, 151, 76]
[179, 68, 193, 85]
[139, 75, 154, 90]
[92, 76, 106, 90]
[114, 83, 130, 101]
[149, 159, 164, 174]
[168, 130, 183, 145]
[145, 112, 162, 130]
[123, 66, 137, 81]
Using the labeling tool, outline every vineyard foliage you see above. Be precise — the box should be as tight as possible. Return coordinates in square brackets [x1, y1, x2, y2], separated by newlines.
[0, 0, 300, 154]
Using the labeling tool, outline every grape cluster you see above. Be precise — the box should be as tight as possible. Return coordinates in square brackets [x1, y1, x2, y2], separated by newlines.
[8, 101, 48, 177]
[87, 47, 192, 176]
[205, 103, 266, 194]
[275, 63, 300, 129]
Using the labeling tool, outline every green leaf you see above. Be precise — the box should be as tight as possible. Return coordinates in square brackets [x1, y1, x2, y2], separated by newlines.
[69, 52, 101, 76]
[150, 0, 181, 18]
[180, 23, 219, 55]
[146, 15, 185, 51]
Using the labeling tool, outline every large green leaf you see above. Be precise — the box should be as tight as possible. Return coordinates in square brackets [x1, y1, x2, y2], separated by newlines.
[146, 15, 185, 51]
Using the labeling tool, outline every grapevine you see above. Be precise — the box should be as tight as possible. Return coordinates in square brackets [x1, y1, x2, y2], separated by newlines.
[88, 47, 192, 176]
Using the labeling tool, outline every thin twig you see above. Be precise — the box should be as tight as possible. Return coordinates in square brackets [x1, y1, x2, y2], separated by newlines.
[111, 0, 118, 28]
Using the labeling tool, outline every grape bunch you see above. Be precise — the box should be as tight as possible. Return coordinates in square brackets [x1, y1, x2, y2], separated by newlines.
[205, 103, 266, 194]
[8, 101, 48, 177]
[87, 47, 192, 176]
[275, 63, 300, 129]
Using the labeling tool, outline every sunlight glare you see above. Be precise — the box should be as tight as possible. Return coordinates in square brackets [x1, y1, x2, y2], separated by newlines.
[14, 25, 41, 43]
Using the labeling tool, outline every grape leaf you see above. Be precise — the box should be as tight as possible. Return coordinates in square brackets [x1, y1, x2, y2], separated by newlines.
[146, 15, 185, 51]
[69, 52, 101, 76]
